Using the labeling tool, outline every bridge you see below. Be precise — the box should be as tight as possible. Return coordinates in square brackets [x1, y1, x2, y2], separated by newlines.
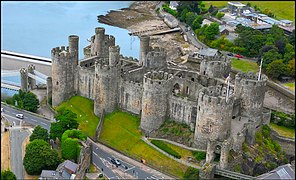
[1, 80, 21, 91]
[215, 168, 254, 180]
[1, 50, 52, 77]
[128, 27, 181, 36]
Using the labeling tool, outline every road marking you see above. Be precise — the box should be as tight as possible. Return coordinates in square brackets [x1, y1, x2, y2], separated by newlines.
[125, 166, 135, 172]
[31, 119, 37, 122]
[40, 122, 47, 125]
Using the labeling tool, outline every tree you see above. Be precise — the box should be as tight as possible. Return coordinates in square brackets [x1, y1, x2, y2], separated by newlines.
[61, 129, 87, 162]
[50, 108, 79, 140]
[275, 38, 286, 55]
[283, 43, 295, 63]
[215, 12, 225, 20]
[30, 125, 49, 142]
[204, 22, 219, 40]
[185, 12, 197, 27]
[287, 59, 295, 77]
[288, 30, 295, 47]
[11, 90, 39, 113]
[180, 8, 189, 22]
[263, 49, 282, 69]
[192, 15, 203, 30]
[266, 60, 287, 79]
[23, 139, 60, 175]
[208, 4, 214, 13]
[1, 170, 17, 180]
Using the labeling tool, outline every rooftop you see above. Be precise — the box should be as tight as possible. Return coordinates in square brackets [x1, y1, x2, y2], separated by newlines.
[280, 19, 293, 24]
[228, 2, 246, 7]
[256, 164, 295, 179]
[198, 48, 218, 57]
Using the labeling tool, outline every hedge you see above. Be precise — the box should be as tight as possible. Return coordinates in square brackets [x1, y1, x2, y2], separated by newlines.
[192, 151, 206, 161]
[151, 140, 181, 159]
[271, 111, 295, 129]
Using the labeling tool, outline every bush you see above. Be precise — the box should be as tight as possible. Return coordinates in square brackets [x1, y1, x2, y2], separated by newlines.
[151, 140, 181, 159]
[162, 4, 177, 17]
[271, 111, 295, 129]
[1, 170, 17, 180]
[192, 151, 206, 161]
[234, 164, 241, 172]
[183, 167, 199, 180]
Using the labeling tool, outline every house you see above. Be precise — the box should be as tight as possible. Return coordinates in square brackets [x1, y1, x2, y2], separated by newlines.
[280, 20, 293, 27]
[169, 1, 178, 10]
[256, 164, 295, 179]
[164, 14, 178, 28]
[39, 160, 78, 180]
[196, 48, 219, 59]
[219, 25, 230, 35]
[227, 2, 247, 15]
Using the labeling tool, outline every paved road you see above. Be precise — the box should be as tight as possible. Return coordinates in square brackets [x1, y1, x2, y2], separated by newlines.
[91, 141, 165, 180]
[10, 127, 30, 179]
[1, 104, 51, 131]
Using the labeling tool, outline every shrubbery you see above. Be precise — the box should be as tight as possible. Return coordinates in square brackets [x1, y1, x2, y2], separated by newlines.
[183, 167, 199, 179]
[6, 89, 39, 112]
[192, 151, 206, 161]
[162, 4, 177, 17]
[151, 140, 181, 159]
[271, 111, 295, 129]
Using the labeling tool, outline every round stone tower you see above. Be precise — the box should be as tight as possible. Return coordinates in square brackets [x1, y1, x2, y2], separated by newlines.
[234, 72, 268, 122]
[109, 45, 120, 66]
[27, 64, 36, 90]
[143, 47, 167, 69]
[69, 35, 79, 65]
[194, 85, 234, 149]
[20, 68, 28, 92]
[140, 71, 174, 134]
[199, 56, 231, 78]
[94, 61, 120, 116]
[51, 46, 70, 107]
[139, 35, 150, 65]
[91, 27, 105, 57]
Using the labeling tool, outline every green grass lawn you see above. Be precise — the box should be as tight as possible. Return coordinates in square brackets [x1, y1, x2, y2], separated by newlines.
[155, 140, 205, 166]
[269, 123, 295, 139]
[99, 110, 188, 178]
[282, 82, 295, 91]
[231, 58, 259, 73]
[55, 96, 100, 138]
[204, 1, 295, 22]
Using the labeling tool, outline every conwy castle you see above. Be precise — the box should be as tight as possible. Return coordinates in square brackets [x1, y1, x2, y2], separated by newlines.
[51, 27, 270, 169]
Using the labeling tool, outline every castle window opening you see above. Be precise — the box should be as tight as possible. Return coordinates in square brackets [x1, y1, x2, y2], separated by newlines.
[56, 81, 59, 85]
[191, 78, 194, 82]
[90, 63, 92, 66]
[232, 116, 235, 119]
[173, 83, 180, 94]
[85, 64, 88, 67]
[186, 86, 189, 94]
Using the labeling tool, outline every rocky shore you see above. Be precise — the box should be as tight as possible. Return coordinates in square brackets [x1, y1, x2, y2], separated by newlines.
[97, 1, 198, 62]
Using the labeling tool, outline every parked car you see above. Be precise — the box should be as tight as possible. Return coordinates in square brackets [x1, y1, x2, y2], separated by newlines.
[111, 158, 121, 167]
[1, 108, 3, 112]
[227, 53, 234, 56]
[16, 114, 24, 119]
[235, 54, 243, 58]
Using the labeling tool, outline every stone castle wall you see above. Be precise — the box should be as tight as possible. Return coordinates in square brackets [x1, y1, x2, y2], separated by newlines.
[77, 66, 95, 100]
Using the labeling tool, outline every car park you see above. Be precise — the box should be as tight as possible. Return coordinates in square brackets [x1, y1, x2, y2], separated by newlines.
[16, 114, 24, 119]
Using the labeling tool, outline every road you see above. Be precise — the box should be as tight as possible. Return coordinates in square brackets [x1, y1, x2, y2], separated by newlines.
[1, 103, 51, 131]
[91, 142, 164, 179]
[10, 127, 30, 179]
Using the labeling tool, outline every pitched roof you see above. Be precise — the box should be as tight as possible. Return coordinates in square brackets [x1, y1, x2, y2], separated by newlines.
[256, 164, 295, 179]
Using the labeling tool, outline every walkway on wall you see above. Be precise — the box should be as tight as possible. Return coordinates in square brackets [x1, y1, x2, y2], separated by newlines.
[141, 137, 202, 169]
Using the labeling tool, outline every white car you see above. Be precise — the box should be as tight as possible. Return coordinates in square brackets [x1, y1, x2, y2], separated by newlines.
[16, 114, 24, 119]
[1, 108, 3, 112]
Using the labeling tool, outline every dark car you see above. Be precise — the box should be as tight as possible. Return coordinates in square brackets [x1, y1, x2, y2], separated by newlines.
[227, 53, 234, 56]
[111, 158, 121, 167]
[234, 54, 243, 58]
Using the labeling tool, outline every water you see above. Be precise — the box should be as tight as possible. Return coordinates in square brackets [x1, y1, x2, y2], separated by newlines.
[1, 1, 140, 96]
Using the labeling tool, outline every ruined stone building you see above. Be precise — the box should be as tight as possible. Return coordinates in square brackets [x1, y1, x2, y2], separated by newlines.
[51, 27, 270, 169]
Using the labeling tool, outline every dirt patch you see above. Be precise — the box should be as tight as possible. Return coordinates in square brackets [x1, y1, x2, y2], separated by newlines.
[1, 131, 11, 170]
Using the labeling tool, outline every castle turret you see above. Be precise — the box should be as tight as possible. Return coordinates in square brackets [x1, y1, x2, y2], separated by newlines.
[139, 35, 150, 65]
[199, 56, 231, 78]
[89, 27, 115, 58]
[143, 47, 167, 69]
[20, 68, 28, 92]
[194, 85, 234, 149]
[234, 72, 268, 122]
[69, 35, 79, 65]
[27, 64, 36, 90]
[140, 71, 174, 133]
[109, 45, 120, 66]
[94, 61, 120, 116]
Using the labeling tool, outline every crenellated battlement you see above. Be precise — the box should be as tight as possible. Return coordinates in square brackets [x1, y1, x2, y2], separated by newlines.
[122, 79, 143, 87]
[235, 72, 268, 87]
[144, 71, 173, 84]
[51, 46, 70, 59]
[95, 60, 119, 74]
[120, 55, 139, 62]
[198, 85, 234, 106]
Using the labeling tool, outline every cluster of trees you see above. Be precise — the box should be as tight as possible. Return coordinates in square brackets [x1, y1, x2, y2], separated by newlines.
[61, 129, 87, 162]
[50, 108, 79, 140]
[24, 107, 83, 175]
[23, 127, 61, 175]
[1, 170, 16, 180]
[271, 111, 295, 129]
[195, 22, 220, 42]
[5, 90, 39, 113]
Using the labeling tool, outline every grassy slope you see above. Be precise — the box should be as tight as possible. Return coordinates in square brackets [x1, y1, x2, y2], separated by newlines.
[231, 58, 259, 73]
[99, 110, 188, 178]
[56, 96, 100, 138]
[204, 1, 295, 22]
[282, 82, 295, 91]
[269, 123, 295, 139]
